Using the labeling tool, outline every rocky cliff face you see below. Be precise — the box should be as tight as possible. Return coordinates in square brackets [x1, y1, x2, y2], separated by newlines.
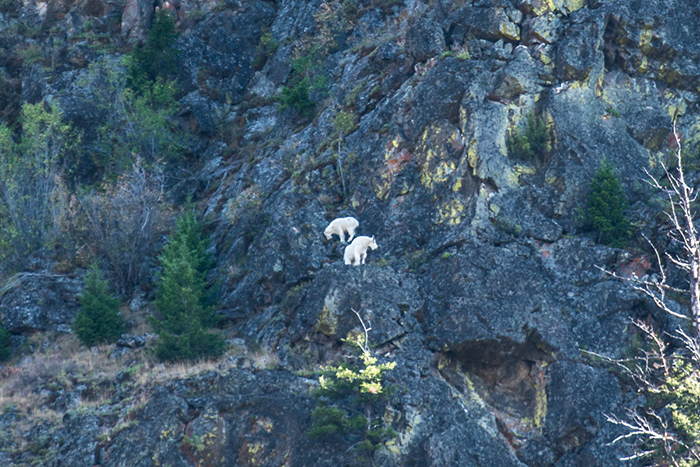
[1, 0, 700, 465]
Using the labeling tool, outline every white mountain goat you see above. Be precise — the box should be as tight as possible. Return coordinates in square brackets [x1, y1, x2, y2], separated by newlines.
[344, 236, 378, 266]
[324, 216, 359, 243]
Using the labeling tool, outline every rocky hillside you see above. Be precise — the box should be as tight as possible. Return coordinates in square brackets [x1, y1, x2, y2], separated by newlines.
[1, 0, 700, 465]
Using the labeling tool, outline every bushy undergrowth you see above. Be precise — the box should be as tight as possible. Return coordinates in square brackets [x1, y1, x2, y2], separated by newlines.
[127, 9, 179, 88]
[508, 113, 552, 164]
[663, 359, 700, 463]
[277, 0, 355, 118]
[72, 158, 168, 295]
[0, 102, 76, 260]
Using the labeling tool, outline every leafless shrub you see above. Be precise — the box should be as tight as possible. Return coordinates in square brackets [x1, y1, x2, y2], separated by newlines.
[76, 158, 169, 295]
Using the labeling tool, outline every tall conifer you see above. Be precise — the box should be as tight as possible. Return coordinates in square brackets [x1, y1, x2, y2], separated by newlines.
[151, 208, 223, 362]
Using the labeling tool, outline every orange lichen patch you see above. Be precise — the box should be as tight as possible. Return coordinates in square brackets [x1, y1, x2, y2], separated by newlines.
[383, 148, 413, 182]
[375, 140, 413, 200]
[617, 256, 651, 279]
[535, 241, 552, 259]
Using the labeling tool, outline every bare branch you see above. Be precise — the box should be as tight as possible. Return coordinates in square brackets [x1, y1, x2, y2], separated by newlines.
[351, 308, 372, 355]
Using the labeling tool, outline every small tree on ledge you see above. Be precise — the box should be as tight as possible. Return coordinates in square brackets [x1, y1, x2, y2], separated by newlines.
[73, 263, 125, 347]
[586, 157, 631, 248]
[308, 309, 397, 457]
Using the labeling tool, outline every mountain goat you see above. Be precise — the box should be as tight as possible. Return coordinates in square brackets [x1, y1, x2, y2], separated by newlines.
[324, 217, 359, 243]
[344, 236, 378, 266]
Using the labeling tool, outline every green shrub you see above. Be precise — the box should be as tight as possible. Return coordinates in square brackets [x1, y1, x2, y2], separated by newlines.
[586, 158, 630, 248]
[508, 113, 552, 164]
[83, 59, 183, 170]
[0, 324, 11, 362]
[278, 78, 315, 118]
[275, 0, 353, 119]
[257, 29, 279, 56]
[606, 107, 621, 118]
[151, 207, 224, 362]
[73, 263, 126, 347]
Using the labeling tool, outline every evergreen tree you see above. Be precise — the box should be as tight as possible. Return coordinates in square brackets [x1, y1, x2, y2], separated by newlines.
[151, 209, 223, 362]
[128, 9, 179, 88]
[0, 324, 11, 362]
[586, 157, 631, 248]
[73, 264, 126, 347]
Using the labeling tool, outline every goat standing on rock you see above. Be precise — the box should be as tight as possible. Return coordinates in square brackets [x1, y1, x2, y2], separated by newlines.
[324, 217, 359, 243]
[344, 236, 378, 266]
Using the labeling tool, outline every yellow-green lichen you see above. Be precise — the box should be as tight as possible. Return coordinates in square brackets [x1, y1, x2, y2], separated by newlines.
[555, 0, 586, 13]
[314, 290, 340, 336]
[639, 27, 653, 55]
[246, 442, 265, 466]
[437, 199, 465, 225]
[375, 178, 392, 200]
[539, 48, 554, 65]
[467, 140, 478, 172]
[386, 407, 422, 457]
[533, 364, 548, 428]
[511, 164, 536, 185]
[256, 417, 274, 433]
[638, 55, 649, 73]
[526, 0, 557, 16]
[498, 19, 519, 41]
[417, 125, 461, 191]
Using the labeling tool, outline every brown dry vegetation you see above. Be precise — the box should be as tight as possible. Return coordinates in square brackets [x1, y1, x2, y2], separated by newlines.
[0, 331, 280, 458]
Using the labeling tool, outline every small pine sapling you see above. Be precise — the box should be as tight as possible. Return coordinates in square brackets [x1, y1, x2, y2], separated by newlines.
[586, 157, 631, 248]
[73, 263, 126, 347]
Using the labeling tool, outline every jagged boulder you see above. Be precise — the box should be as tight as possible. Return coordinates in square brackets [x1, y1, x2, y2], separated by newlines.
[556, 21, 603, 82]
[0, 273, 82, 333]
[121, 0, 154, 41]
[176, 2, 275, 101]
[405, 17, 446, 63]
[448, 5, 521, 43]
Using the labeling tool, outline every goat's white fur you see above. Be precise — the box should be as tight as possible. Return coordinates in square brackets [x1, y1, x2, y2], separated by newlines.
[324, 217, 359, 243]
[344, 236, 378, 266]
